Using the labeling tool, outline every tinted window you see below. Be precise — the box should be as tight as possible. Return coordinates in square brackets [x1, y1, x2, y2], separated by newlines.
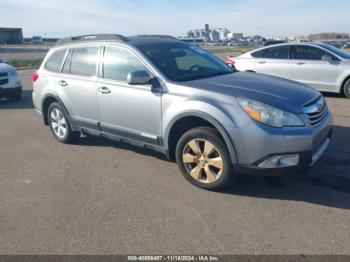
[69, 47, 99, 76]
[292, 46, 326, 60]
[263, 46, 289, 59]
[251, 49, 265, 58]
[139, 44, 233, 82]
[173, 48, 218, 70]
[102, 46, 149, 82]
[45, 50, 66, 72]
[319, 44, 350, 59]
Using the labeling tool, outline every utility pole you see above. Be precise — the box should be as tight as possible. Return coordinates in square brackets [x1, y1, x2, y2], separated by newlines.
[44, 32, 47, 50]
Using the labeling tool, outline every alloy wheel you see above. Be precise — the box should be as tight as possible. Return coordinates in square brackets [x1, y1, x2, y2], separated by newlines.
[182, 139, 224, 184]
[50, 108, 67, 139]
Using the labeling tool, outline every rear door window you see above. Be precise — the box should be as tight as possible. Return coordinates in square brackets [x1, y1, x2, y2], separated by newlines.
[44, 49, 67, 72]
[263, 46, 290, 59]
[69, 46, 99, 76]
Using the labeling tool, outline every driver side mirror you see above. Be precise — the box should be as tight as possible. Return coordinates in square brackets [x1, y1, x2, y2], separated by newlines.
[127, 70, 152, 85]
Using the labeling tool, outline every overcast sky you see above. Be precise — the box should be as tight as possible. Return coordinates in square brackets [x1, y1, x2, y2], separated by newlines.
[1, 0, 349, 38]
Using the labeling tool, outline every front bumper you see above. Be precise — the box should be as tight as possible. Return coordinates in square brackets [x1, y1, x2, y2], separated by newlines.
[0, 86, 22, 98]
[229, 111, 333, 176]
[235, 128, 332, 176]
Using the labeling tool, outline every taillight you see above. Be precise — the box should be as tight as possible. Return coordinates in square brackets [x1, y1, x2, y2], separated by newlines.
[33, 71, 39, 82]
[226, 56, 235, 66]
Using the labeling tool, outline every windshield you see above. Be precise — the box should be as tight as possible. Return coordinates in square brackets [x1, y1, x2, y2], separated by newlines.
[139, 44, 234, 82]
[319, 44, 350, 59]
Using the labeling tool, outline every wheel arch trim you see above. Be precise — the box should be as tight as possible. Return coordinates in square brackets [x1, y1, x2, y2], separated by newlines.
[340, 74, 350, 93]
[41, 93, 73, 127]
[164, 111, 238, 164]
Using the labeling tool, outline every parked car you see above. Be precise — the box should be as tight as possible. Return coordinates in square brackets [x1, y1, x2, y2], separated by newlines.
[342, 43, 350, 49]
[263, 40, 287, 46]
[32, 36, 43, 44]
[33, 35, 332, 190]
[227, 42, 350, 98]
[0, 58, 22, 101]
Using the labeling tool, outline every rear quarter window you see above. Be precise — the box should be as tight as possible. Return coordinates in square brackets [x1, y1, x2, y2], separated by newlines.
[44, 50, 67, 72]
[251, 49, 265, 58]
[263, 46, 289, 59]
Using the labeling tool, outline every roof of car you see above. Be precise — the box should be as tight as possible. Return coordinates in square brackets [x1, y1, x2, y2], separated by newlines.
[257, 42, 325, 49]
[54, 34, 182, 48]
[248, 42, 330, 54]
[127, 36, 182, 47]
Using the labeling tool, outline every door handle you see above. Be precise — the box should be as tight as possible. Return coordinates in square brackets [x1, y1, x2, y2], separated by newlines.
[258, 61, 266, 64]
[98, 86, 111, 94]
[297, 62, 305, 65]
[58, 80, 68, 86]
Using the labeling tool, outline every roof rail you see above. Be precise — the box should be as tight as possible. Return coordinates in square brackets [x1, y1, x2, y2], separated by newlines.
[136, 34, 178, 40]
[55, 34, 129, 46]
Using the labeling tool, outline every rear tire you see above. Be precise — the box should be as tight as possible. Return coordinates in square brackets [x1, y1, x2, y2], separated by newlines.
[343, 78, 350, 98]
[48, 102, 80, 144]
[175, 127, 237, 191]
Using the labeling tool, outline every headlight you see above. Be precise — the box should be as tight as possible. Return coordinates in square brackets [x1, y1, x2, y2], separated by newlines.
[236, 97, 304, 128]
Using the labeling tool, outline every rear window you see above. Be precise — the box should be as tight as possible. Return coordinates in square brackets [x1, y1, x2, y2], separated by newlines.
[44, 50, 67, 72]
[69, 46, 99, 76]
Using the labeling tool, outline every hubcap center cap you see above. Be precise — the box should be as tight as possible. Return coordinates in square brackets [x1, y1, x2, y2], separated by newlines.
[198, 156, 207, 165]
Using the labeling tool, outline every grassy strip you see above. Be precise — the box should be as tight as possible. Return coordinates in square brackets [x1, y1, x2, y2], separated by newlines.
[6, 58, 43, 70]
[204, 46, 256, 53]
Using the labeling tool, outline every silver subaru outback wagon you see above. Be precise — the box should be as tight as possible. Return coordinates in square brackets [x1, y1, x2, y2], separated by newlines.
[32, 34, 333, 191]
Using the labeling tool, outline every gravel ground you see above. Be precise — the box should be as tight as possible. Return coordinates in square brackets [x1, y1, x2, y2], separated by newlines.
[0, 70, 349, 255]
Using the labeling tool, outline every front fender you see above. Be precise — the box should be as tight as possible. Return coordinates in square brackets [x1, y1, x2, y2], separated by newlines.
[162, 101, 238, 164]
[338, 72, 350, 93]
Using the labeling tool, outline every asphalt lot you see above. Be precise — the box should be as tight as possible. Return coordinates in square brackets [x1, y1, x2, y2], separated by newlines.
[0, 70, 350, 255]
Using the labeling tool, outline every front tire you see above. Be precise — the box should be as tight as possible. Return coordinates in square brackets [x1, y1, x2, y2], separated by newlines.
[175, 127, 236, 191]
[48, 102, 80, 143]
[343, 78, 350, 98]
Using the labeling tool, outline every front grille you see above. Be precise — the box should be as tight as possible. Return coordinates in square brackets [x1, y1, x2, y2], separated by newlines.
[304, 96, 328, 127]
[0, 78, 8, 85]
[0, 72, 7, 78]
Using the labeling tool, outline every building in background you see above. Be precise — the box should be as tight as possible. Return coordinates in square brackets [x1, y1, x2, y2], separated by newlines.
[209, 30, 220, 41]
[205, 24, 210, 40]
[186, 25, 231, 42]
[215, 28, 230, 40]
[227, 33, 243, 40]
[0, 27, 24, 44]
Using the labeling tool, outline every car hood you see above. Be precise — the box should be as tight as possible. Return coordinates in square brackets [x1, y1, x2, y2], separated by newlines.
[0, 62, 12, 72]
[181, 72, 321, 113]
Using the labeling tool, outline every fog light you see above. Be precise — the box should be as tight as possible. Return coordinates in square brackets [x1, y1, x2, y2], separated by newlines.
[258, 154, 299, 168]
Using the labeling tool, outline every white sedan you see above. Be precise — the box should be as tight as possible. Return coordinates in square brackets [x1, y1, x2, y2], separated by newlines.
[227, 43, 350, 98]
